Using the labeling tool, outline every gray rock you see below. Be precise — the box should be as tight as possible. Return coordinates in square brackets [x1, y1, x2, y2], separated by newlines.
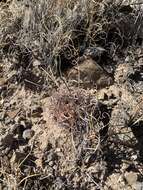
[22, 129, 35, 140]
[83, 46, 105, 59]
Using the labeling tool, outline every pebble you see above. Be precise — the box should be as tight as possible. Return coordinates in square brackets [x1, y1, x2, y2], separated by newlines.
[33, 59, 41, 66]
[22, 129, 35, 140]
[48, 161, 54, 167]
[131, 154, 137, 161]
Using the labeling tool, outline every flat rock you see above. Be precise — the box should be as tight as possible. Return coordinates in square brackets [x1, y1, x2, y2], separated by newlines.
[67, 58, 113, 89]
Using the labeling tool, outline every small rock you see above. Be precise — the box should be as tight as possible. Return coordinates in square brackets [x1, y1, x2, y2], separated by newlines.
[83, 46, 105, 59]
[131, 154, 137, 161]
[48, 161, 54, 167]
[67, 58, 113, 89]
[22, 129, 35, 140]
[33, 59, 41, 66]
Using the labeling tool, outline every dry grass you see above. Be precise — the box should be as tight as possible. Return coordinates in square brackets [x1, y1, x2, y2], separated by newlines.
[0, 0, 142, 73]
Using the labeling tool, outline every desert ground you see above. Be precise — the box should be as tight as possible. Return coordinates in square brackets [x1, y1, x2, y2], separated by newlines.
[0, 0, 143, 189]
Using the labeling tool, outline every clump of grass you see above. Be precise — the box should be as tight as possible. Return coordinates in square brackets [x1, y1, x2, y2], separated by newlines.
[0, 0, 142, 74]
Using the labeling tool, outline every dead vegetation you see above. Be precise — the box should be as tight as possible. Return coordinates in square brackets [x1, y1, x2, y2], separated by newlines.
[0, 0, 143, 189]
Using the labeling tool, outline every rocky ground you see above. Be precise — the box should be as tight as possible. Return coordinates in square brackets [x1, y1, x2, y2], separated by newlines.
[0, 0, 143, 190]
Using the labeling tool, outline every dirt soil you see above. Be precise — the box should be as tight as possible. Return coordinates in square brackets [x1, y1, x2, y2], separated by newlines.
[0, 1, 143, 190]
